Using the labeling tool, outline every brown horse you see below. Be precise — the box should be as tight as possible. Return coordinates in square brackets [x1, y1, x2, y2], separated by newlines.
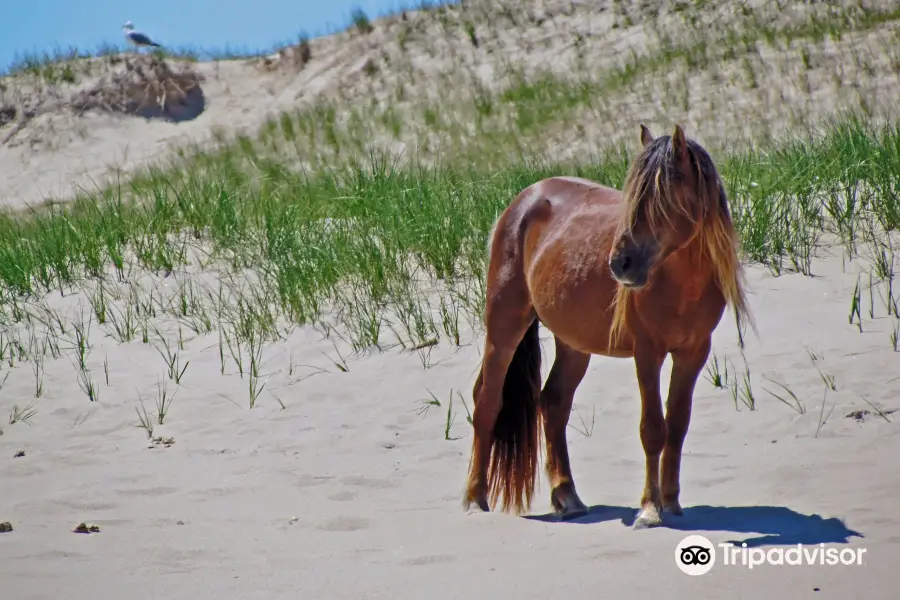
[463, 124, 754, 528]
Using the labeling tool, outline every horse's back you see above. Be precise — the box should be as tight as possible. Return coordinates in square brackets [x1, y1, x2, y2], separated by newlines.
[487, 174, 621, 279]
[539, 176, 623, 208]
[490, 175, 622, 265]
[520, 176, 623, 245]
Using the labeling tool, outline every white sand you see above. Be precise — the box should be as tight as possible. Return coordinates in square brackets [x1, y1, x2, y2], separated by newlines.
[1, 248, 898, 599]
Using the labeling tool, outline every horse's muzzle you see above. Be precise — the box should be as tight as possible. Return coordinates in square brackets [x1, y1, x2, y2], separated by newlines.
[609, 246, 651, 288]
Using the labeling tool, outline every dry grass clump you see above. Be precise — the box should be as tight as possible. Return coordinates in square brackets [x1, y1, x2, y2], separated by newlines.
[0, 83, 45, 145]
[256, 38, 312, 73]
[0, 104, 16, 128]
[0, 104, 40, 146]
[70, 55, 206, 122]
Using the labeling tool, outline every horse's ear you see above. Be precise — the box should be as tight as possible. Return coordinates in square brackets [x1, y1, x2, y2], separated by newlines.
[671, 124, 688, 161]
[640, 124, 654, 148]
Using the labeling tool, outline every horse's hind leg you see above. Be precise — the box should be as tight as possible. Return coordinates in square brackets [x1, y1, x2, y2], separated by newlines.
[464, 302, 537, 513]
[540, 337, 590, 518]
[465, 190, 550, 514]
[660, 339, 711, 516]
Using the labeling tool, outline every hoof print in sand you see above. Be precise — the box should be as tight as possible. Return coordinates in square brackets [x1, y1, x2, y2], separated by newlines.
[317, 516, 370, 532]
[845, 408, 897, 423]
[73, 522, 101, 534]
[148, 436, 176, 449]
[0, 522, 12, 533]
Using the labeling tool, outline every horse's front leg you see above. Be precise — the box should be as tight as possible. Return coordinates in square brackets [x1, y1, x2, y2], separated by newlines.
[633, 342, 667, 529]
[660, 338, 711, 516]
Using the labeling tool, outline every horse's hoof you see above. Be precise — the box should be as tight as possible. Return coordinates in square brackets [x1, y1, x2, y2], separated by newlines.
[558, 503, 589, 521]
[664, 500, 684, 516]
[551, 486, 589, 520]
[633, 505, 663, 529]
[464, 495, 490, 513]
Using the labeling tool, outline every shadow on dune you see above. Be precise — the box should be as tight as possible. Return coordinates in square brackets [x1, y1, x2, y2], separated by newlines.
[133, 84, 205, 122]
[523, 504, 863, 548]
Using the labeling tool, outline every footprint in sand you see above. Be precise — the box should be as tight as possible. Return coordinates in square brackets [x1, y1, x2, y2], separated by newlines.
[400, 554, 456, 567]
[418, 449, 460, 462]
[47, 500, 119, 512]
[694, 475, 735, 487]
[585, 548, 644, 561]
[187, 486, 244, 500]
[115, 486, 178, 498]
[340, 475, 398, 490]
[328, 490, 357, 501]
[317, 516, 371, 532]
[294, 475, 335, 488]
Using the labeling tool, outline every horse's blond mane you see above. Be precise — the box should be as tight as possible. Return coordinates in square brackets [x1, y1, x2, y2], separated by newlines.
[608, 136, 754, 348]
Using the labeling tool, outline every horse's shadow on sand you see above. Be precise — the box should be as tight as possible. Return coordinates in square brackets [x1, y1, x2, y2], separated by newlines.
[524, 504, 863, 548]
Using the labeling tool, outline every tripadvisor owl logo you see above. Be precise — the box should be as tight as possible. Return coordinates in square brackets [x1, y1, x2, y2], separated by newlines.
[675, 535, 716, 576]
[674, 535, 868, 574]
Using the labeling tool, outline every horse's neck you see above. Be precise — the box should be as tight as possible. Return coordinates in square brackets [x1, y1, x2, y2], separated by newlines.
[659, 235, 716, 296]
[634, 235, 726, 348]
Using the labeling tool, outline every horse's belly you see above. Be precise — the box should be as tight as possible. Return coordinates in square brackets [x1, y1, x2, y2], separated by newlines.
[530, 273, 632, 357]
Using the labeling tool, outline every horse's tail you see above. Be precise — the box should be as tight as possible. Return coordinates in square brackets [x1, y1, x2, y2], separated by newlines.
[488, 317, 543, 514]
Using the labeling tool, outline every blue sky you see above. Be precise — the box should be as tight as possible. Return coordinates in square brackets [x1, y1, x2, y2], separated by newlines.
[1, 0, 452, 70]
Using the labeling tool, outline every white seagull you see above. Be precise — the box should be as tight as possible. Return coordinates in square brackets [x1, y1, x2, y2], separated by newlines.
[122, 21, 162, 51]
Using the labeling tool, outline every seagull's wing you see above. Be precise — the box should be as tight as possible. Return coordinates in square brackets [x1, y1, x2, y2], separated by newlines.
[126, 31, 161, 47]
